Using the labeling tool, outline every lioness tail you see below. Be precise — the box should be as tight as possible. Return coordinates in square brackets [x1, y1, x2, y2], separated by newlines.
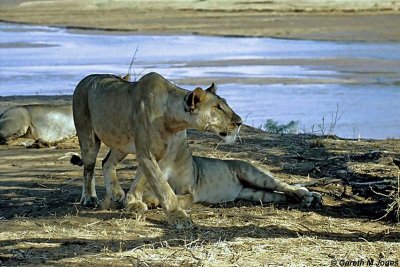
[70, 155, 84, 166]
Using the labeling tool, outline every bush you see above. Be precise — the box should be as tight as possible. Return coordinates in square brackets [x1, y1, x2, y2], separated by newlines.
[263, 119, 299, 134]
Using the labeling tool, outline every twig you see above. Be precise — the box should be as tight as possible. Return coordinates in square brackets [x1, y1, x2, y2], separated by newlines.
[371, 172, 399, 222]
[327, 103, 344, 137]
[62, 178, 78, 184]
[136, 67, 153, 80]
[167, 246, 202, 262]
[222, 151, 232, 159]
[85, 221, 102, 227]
[369, 186, 391, 198]
[214, 140, 224, 150]
[295, 178, 342, 188]
[243, 112, 252, 125]
[352, 180, 398, 187]
[34, 182, 48, 188]
[127, 45, 139, 81]
[237, 125, 243, 143]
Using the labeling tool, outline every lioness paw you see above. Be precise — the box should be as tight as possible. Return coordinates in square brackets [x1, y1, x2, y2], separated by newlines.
[167, 209, 193, 230]
[309, 191, 323, 207]
[100, 197, 122, 210]
[124, 198, 148, 213]
[81, 196, 99, 207]
[294, 187, 323, 207]
[177, 194, 194, 210]
[112, 185, 126, 202]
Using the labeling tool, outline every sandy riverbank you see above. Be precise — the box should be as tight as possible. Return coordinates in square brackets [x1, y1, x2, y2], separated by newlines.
[1, 0, 400, 42]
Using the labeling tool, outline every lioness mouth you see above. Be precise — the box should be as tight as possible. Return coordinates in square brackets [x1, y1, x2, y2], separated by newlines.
[219, 132, 227, 137]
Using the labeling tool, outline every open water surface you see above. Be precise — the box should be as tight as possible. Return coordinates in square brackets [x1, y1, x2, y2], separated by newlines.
[1, 23, 399, 139]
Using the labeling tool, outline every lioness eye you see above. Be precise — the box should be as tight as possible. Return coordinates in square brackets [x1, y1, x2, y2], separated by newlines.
[216, 104, 223, 111]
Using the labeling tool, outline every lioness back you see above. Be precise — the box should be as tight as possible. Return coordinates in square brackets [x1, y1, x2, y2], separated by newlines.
[73, 73, 172, 153]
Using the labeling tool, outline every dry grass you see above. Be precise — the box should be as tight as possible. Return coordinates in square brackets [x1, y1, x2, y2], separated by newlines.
[1, 127, 400, 266]
[1, 206, 399, 266]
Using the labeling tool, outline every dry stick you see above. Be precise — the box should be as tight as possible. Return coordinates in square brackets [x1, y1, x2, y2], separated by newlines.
[222, 151, 232, 159]
[296, 178, 342, 188]
[126, 45, 139, 81]
[371, 171, 400, 222]
[351, 180, 397, 186]
[237, 125, 243, 143]
[327, 103, 343, 137]
[237, 112, 252, 143]
[369, 186, 391, 198]
[136, 67, 153, 80]
[126, 46, 153, 81]
[166, 239, 203, 261]
[214, 140, 224, 150]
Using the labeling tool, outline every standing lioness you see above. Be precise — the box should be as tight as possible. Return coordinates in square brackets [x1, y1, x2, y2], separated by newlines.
[73, 72, 242, 228]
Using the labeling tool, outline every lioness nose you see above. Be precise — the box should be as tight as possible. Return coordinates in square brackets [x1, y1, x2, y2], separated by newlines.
[233, 114, 242, 127]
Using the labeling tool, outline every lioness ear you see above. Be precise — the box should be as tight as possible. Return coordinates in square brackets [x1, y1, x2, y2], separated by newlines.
[122, 73, 131, 81]
[186, 87, 206, 111]
[205, 82, 217, 93]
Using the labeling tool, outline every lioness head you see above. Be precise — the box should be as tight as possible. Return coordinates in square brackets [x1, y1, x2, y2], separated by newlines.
[185, 83, 242, 144]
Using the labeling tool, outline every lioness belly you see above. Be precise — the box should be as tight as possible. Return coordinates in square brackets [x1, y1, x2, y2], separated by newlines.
[0, 105, 75, 143]
[34, 111, 76, 142]
[95, 127, 136, 154]
[192, 157, 243, 203]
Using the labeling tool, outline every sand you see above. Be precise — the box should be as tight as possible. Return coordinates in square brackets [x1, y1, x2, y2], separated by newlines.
[1, 0, 400, 42]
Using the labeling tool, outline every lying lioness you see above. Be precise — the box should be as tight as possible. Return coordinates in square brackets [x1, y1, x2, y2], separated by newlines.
[72, 72, 322, 229]
[0, 104, 75, 145]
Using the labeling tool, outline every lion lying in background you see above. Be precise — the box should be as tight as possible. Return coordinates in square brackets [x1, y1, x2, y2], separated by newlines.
[71, 72, 322, 229]
[0, 104, 75, 145]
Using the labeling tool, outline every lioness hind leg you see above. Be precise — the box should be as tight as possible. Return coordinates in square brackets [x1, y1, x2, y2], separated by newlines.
[101, 149, 127, 209]
[238, 188, 287, 203]
[78, 133, 101, 207]
[231, 160, 322, 207]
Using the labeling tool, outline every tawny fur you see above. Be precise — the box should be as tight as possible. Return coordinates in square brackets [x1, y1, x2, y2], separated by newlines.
[73, 72, 322, 229]
[73, 72, 242, 229]
[0, 104, 75, 145]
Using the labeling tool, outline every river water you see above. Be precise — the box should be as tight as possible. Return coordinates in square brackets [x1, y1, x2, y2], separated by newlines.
[0, 22, 399, 139]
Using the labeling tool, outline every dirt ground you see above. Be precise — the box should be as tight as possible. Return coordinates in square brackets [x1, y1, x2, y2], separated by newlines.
[1, 0, 400, 42]
[0, 96, 399, 266]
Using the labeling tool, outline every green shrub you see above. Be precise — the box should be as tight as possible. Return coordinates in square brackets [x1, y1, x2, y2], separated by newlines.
[263, 119, 299, 134]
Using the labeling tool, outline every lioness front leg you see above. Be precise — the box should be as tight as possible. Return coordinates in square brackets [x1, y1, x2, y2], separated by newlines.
[231, 160, 322, 207]
[138, 154, 193, 229]
[124, 166, 149, 213]
[126, 174, 194, 211]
